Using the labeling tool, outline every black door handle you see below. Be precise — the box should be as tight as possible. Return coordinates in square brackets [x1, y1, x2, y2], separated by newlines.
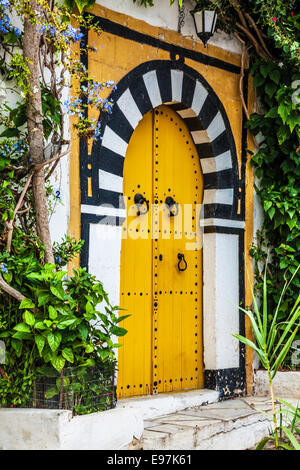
[165, 196, 179, 217]
[177, 253, 187, 271]
[134, 193, 149, 216]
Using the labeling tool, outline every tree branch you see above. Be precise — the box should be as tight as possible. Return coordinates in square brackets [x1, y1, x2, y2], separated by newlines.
[6, 173, 33, 252]
[244, 13, 275, 61]
[236, 22, 269, 60]
[0, 273, 26, 302]
[23, 1, 54, 264]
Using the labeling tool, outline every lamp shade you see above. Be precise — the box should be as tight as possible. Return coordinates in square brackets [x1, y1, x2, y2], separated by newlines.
[190, 9, 218, 46]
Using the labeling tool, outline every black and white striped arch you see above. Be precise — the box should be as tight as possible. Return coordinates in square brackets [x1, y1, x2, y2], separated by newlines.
[81, 60, 244, 230]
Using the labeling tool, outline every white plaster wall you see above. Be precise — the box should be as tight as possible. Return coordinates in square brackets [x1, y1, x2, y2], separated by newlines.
[203, 232, 240, 370]
[49, 156, 70, 244]
[0, 407, 143, 450]
[88, 223, 123, 366]
[89, 223, 123, 309]
[96, 0, 242, 55]
[48, 71, 71, 244]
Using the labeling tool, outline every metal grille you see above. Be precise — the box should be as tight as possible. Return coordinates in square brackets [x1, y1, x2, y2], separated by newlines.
[27, 363, 116, 415]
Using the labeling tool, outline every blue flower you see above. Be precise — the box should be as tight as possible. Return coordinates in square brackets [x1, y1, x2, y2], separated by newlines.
[62, 25, 84, 43]
[0, 263, 8, 275]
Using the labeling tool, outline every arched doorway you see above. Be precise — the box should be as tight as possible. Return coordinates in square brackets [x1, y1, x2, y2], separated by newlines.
[117, 105, 204, 398]
[80, 61, 246, 398]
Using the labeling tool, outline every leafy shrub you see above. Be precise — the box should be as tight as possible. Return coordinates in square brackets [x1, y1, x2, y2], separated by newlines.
[0, 240, 128, 409]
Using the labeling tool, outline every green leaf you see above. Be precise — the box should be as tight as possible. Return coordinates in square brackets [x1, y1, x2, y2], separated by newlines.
[281, 426, 300, 450]
[278, 443, 294, 450]
[3, 271, 12, 283]
[265, 81, 277, 98]
[12, 331, 32, 340]
[51, 355, 65, 373]
[73, 0, 95, 14]
[38, 293, 50, 307]
[116, 314, 131, 323]
[269, 69, 281, 84]
[47, 332, 62, 352]
[42, 346, 53, 363]
[13, 323, 31, 332]
[85, 301, 94, 314]
[56, 377, 70, 390]
[62, 347, 74, 363]
[265, 107, 278, 119]
[277, 125, 290, 144]
[35, 335, 46, 356]
[277, 398, 297, 414]
[11, 339, 22, 357]
[50, 285, 65, 300]
[44, 386, 59, 400]
[286, 114, 300, 133]
[110, 326, 128, 337]
[34, 320, 47, 330]
[264, 201, 272, 212]
[54, 271, 68, 281]
[268, 207, 275, 220]
[79, 358, 95, 367]
[44, 263, 56, 272]
[23, 310, 35, 327]
[232, 333, 266, 366]
[78, 324, 88, 340]
[260, 63, 271, 78]
[56, 318, 77, 329]
[256, 437, 271, 450]
[278, 103, 290, 124]
[253, 74, 265, 88]
[85, 344, 94, 353]
[271, 327, 298, 378]
[0, 332, 10, 338]
[19, 298, 35, 309]
[48, 306, 57, 320]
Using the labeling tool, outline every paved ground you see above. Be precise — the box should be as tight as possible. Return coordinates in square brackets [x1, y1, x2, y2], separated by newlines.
[140, 396, 296, 450]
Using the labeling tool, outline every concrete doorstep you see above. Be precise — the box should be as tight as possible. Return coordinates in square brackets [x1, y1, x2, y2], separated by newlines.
[0, 394, 297, 450]
[140, 396, 298, 450]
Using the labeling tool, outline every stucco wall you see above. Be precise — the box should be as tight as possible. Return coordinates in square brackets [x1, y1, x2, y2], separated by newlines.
[95, 0, 242, 55]
[0, 407, 143, 450]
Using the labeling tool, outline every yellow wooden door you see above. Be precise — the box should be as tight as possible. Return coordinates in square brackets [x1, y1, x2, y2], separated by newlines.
[117, 105, 204, 399]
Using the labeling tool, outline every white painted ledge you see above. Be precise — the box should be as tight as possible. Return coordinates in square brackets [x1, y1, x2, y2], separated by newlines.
[253, 370, 300, 399]
[117, 389, 219, 420]
[0, 407, 143, 450]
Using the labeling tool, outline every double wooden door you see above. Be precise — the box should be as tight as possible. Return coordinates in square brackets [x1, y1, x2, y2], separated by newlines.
[117, 105, 204, 398]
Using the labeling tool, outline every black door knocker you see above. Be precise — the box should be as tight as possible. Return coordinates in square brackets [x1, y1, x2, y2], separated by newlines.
[165, 196, 179, 217]
[134, 193, 149, 216]
[177, 253, 187, 272]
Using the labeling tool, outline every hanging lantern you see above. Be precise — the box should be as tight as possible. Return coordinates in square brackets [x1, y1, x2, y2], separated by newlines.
[190, 8, 218, 47]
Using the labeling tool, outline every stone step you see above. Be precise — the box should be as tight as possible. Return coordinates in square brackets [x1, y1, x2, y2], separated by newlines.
[117, 389, 219, 420]
[141, 397, 285, 450]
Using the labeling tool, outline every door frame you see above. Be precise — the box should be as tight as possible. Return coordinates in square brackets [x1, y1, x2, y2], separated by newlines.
[80, 61, 246, 398]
